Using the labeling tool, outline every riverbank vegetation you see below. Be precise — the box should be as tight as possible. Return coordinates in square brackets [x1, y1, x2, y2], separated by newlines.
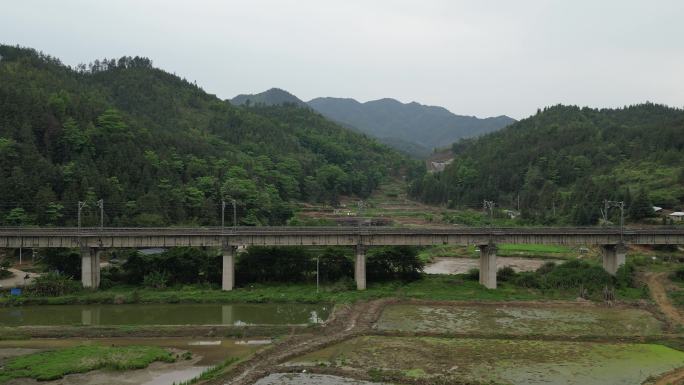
[0, 245, 652, 306]
[0, 345, 174, 383]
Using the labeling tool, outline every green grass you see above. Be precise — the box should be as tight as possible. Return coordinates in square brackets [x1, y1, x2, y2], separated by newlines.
[0, 345, 174, 383]
[1, 276, 589, 306]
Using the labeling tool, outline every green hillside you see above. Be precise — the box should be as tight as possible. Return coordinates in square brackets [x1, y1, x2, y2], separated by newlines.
[0, 45, 409, 227]
[409, 104, 684, 225]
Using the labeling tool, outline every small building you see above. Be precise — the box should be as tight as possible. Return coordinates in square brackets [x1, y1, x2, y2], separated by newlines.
[653, 206, 663, 213]
[670, 212, 684, 221]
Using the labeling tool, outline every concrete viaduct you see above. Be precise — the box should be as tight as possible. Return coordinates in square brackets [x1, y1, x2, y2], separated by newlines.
[1, 226, 683, 290]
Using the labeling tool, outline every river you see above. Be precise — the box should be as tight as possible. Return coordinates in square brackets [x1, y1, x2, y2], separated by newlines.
[0, 303, 330, 326]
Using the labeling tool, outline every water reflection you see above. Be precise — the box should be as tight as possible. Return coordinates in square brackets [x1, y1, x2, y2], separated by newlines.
[0, 303, 330, 326]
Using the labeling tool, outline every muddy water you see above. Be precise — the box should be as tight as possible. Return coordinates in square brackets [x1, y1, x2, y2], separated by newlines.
[0, 303, 330, 326]
[424, 256, 563, 274]
[0, 337, 262, 385]
[254, 373, 388, 385]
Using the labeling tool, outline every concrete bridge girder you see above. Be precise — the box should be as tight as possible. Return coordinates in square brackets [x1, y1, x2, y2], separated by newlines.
[2, 227, 682, 290]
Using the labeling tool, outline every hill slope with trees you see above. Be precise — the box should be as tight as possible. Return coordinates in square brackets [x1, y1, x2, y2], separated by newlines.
[0, 45, 410, 227]
[409, 104, 684, 225]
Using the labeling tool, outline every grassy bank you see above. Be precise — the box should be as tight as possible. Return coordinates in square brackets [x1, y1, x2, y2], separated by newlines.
[0, 274, 646, 307]
[0, 345, 174, 383]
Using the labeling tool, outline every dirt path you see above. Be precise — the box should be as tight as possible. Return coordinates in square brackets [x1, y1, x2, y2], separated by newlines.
[212, 299, 394, 385]
[653, 367, 684, 385]
[644, 272, 684, 327]
[0, 268, 39, 288]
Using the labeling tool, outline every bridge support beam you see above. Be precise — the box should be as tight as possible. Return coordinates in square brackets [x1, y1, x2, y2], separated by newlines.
[80, 247, 100, 289]
[355, 245, 366, 290]
[601, 244, 626, 275]
[222, 246, 236, 291]
[479, 243, 497, 289]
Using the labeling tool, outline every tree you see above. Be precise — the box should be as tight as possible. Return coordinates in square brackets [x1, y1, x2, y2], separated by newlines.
[629, 188, 653, 221]
[5, 208, 28, 226]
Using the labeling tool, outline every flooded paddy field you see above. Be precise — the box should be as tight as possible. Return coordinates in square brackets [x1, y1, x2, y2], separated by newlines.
[0, 303, 330, 327]
[290, 336, 684, 385]
[0, 337, 263, 385]
[376, 303, 666, 337]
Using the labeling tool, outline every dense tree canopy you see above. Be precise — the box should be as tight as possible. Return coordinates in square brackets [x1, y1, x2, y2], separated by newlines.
[0, 45, 410, 226]
[409, 104, 684, 225]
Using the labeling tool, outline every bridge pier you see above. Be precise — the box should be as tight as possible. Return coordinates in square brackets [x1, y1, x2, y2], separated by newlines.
[601, 244, 626, 275]
[479, 243, 497, 289]
[80, 247, 101, 288]
[222, 246, 236, 291]
[355, 245, 366, 290]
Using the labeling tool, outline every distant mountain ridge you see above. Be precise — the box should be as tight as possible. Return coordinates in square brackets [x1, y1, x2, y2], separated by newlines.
[307, 97, 515, 155]
[231, 88, 307, 107]
[230, 88, 515, 158]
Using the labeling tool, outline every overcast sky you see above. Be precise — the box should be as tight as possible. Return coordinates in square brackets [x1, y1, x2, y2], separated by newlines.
[2, 0, 683, 119]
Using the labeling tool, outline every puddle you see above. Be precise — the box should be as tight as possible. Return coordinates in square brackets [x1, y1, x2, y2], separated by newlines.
[254, 373, 388, 385]
[377, 303, 665, 336]
[424, 257, 563, 275]
[292, 336, 684, 385]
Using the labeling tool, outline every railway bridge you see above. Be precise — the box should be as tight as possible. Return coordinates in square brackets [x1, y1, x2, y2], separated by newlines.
[1, 226, 683, 290]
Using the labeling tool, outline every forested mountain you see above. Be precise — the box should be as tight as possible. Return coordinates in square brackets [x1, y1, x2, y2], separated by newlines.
[0, 45, 410, 227]
[230, 88, 306, 108]
[307, 97, 516, 157]
[409, 104, 684, 225]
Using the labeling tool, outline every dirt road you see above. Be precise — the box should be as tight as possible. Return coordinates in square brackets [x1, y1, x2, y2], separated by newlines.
[644, 272, 684, 327]
[212, 299, 393, 385]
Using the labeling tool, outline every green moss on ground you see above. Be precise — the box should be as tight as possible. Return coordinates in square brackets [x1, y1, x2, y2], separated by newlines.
[0, 345, 174, 383]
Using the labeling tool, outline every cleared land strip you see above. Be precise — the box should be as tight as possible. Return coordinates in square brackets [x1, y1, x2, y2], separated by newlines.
[645, 271, 684, 326]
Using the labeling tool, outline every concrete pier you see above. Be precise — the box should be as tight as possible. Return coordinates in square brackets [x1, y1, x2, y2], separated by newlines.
[479, 243, 497, 289]
[222, 246, 236, 291]
[355, 245, 366, 290]
[80, 247, 100, 288]
[601, 244, 627, 275]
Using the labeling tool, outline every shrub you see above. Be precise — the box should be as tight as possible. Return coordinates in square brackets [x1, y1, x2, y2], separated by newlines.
[497, 266, 516, 282]
[536, 261, 556, 275]
[514, 271, 540, 288]
[0, 257, 12, 279]
[367, 246, 424, 281]
[672, 266, 684, 282]
[615, 262, 636, 288]
[143, 271, 169, 289]
[466, 268, 480, 281]
[26, 272, 80, 296]
[539, 260, 613, 291]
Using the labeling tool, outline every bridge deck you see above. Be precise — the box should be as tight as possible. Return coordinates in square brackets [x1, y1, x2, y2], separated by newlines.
[0, 226, 682, 248]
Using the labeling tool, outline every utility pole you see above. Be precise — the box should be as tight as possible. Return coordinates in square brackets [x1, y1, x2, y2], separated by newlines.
[483, 200, 495, 222]
[232, 199, 237, 231]
[77, 201, 88, 232]
[603, 200, 625, 242]
[96, 199, 104, 230]
[221, 200, 226, 230]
